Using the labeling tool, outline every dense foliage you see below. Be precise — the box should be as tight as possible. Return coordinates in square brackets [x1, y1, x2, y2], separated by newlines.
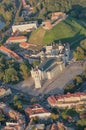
[64, 69, 86, 93]
[73, 39, 86, 60]
[0, 56, 31, 83]
[1, 0, 86, 27]
[27, 0, 86, 20]
[0, 0, 17, 25]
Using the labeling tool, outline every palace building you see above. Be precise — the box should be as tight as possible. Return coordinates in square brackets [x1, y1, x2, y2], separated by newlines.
[31, 43, 70, 88]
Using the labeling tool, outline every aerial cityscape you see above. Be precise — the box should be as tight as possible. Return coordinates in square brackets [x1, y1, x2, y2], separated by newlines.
[0, 0, 86, 130]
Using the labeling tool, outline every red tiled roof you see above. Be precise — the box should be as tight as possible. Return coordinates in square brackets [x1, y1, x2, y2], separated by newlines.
[51, 124, 58, 130]
[0, 46, 21, 60]
[19, 42, 37, 47]
[7, 36, 27, 41]
[4, 127, 15, 130]
[43, 21, 52, 28]
[47, 92, 86, 105]
[25, 104, 49, 116]
[47, 96, 57, 104]
[19, 42, 30, 47]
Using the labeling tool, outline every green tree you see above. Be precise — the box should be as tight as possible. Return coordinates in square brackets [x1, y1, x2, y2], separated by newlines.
[80, 39, 86, 50]
[20, 62, 30, 79]
[73, 47, 85, 61]
[13, 95, 23, 110]
[0, 56, 5, 70]
[30, 97, 36, 103]
[83, 70, 86, 79]
[0, 71, 4, 81]
[64, 83, 75, 93]
[74, 75, 83, 86]
[62, 108, 79, 120]
[3, 67, 19, 83]
[0, 113, 5, 122]
[77, 118, 86, 127]
[13, 95, 19, 102]
[15, 100, 23, 110]
[50, 113, 59, 120]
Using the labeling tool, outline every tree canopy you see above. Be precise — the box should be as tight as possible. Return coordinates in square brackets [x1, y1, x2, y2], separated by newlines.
[0, 56, 31, 84]
[27, 0, 86, 20]
[3, 67, 19, 83]
[73, 39, 86, 61]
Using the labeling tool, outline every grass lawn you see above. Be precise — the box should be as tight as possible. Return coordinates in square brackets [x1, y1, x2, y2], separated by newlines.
[29, 27, 46, 45]
[28, 17, 86, 49]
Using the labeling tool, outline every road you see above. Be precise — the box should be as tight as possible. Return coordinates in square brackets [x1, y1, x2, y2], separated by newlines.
[10, 61, 85, 96]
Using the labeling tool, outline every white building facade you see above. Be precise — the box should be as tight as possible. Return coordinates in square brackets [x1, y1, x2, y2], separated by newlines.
[31, 58, 65, 88]
[31, 43, 70, 88]
[47, 92, 86, 109]
[12, 21, 38, 33]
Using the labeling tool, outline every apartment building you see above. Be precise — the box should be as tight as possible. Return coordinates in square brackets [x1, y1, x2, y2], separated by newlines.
[25, 104, 51, 118]
[47, 92, 86, 109]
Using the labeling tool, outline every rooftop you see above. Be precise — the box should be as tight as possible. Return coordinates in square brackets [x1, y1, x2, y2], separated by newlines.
[7, 36, 27, 41]
[46, 63, 57, 72]
[25, 104, 49, 116]
[42, 20, 52, 29]
[19, 42, 36, 48]
[0, 46, 21, 60]
[48, 92, 86, 104]
[38, 58, 56, 71]
[52, 12, 65, 16]
[19, 42, 30, 48]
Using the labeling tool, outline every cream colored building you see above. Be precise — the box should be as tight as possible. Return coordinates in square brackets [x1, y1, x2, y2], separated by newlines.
[51, 12, 67, 21]
[25, 104, 51, 119]
[12, 21, 38, 33]
[4, 122, 24, 130]
[47, 92, 86, 109]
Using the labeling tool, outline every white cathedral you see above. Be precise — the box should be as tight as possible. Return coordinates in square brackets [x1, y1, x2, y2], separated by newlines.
[31, 42, 70, 88]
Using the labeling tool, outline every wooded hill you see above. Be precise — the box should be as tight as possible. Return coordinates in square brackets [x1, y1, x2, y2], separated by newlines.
[27, 0, 86, 21]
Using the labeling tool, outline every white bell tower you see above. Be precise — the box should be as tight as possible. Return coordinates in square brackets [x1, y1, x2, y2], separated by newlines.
[31, 68, 42, 88]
